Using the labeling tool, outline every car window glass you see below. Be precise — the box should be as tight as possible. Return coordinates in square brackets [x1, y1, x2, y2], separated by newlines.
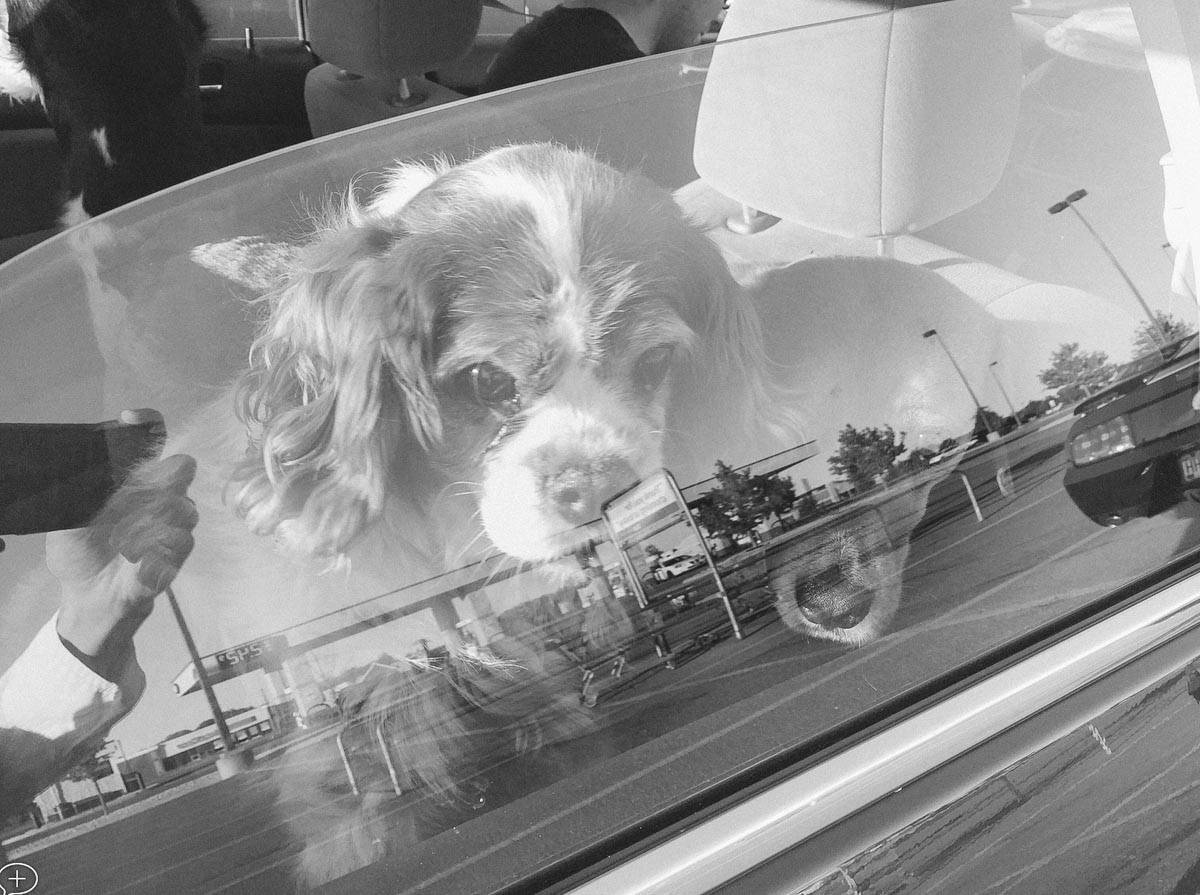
[1, 4, 1196, 892]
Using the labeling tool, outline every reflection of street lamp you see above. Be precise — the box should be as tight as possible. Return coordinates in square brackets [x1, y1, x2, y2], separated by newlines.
[1048, 188, 1169, 348]
[989, 361, 1020, 428]
[923, 329, 993, 436]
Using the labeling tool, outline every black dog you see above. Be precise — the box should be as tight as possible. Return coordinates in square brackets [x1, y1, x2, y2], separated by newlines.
[3, 0, 207, 224]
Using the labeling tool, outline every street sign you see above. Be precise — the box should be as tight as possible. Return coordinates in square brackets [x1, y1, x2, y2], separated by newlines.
[602, 469, 741, 639]
[603, 472, 679, 540]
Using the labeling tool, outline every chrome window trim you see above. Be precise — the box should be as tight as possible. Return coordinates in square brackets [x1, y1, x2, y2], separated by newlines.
[568, 567, 1200, 895]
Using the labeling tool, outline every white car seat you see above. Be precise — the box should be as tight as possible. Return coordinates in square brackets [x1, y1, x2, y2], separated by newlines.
[685, 0, 1142, 454]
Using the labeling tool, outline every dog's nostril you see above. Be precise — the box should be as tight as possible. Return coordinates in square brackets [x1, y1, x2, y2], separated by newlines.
[546, 460, 639, 521]
[548, 471, 595, 519]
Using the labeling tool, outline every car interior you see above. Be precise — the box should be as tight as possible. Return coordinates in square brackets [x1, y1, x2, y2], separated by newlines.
[2, 1, 1200, 893]
[0, 0, 558, 265]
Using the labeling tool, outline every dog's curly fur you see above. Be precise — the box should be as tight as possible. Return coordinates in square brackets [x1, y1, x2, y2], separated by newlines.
[139, 144, 797, 885]
[225, 143, 785, 565]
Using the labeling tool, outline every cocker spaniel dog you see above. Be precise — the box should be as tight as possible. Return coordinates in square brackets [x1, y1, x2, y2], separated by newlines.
[147, 143, 790, 883]
[223, 142, 779, 569]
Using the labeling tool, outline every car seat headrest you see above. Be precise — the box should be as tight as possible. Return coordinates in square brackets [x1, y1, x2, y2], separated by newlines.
[693, 0, 1022, 242]
[303, 0, 483, 83]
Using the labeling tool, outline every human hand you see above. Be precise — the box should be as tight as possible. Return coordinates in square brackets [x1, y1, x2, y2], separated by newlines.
[48, 410, 198, 679]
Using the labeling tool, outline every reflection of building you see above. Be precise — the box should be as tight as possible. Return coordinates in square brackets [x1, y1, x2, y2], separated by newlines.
[31, 765, 124, 822]
[150, 705, 281, 774]
[32, 704, 289, 821]
[803, 479, 854, 505]
[118, 704, 292, 786]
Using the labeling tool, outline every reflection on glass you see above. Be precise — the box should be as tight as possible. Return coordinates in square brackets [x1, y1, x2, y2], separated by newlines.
[1, 3, 1197, 892]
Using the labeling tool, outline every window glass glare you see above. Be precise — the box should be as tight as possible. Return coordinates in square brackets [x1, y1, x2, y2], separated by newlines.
[0, 5, 1196, 892]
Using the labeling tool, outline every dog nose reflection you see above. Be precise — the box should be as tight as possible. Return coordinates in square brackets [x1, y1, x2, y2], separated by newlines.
[547, 460, 636, 522]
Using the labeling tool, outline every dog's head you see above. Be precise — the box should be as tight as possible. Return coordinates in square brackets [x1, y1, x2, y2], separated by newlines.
[232, 144, 776, 562]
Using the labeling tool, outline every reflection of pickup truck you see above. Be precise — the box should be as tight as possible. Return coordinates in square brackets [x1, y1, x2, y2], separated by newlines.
[650, 554, 704, 581]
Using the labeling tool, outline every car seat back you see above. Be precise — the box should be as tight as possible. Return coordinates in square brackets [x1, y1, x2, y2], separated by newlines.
[693, 0, 1021, 244]
[303, 0, 483, 136]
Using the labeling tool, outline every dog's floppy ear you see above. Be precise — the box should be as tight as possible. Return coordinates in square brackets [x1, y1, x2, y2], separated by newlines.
[230, 211, 443, 558]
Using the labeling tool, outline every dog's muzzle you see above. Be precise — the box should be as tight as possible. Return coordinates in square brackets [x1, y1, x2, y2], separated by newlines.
[543, 456, 638, 525]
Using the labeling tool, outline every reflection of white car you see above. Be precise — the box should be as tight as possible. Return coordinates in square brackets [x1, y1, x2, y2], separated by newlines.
[653, 554, 704, 580]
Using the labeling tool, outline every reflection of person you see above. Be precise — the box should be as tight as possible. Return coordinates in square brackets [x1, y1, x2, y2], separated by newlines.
[0, 418, 197, 817]
[577, 563, 635, 658]
[482, 0, 723, 92]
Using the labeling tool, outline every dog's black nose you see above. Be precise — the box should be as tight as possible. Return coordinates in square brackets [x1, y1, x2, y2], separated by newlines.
[556, 485, 583, 507]
[549, 471, 592, 520]
[547, 460, 636, 523]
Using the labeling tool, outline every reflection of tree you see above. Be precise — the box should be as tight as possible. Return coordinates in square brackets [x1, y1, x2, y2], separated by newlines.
[67, 748, 113, 816]
[896, 446, 937, 476]
[1038, 342, 1115, 399]
[690, 460, 796, 541]
[793, 491, 819, 523]
[970, 406, 1016, 443]
[828, 424, 907, 492]
[1016, 398, 1054, 423]
[758, 472, 797, 525]
[1132, 311, 1195, 360]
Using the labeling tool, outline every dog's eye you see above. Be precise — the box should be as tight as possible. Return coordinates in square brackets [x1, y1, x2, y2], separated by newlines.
[633, 346, 675, 392]
[460, 362, 520, 413]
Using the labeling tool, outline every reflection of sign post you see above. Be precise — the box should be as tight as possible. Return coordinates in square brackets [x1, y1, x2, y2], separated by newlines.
[602, 469, 742, 640]
[603, 472, 679, 536]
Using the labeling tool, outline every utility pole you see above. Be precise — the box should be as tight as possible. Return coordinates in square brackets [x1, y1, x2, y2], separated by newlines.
[989, 361, 1020, 428]
[165, 587, 238, 757]
[924, 329, 993, 436]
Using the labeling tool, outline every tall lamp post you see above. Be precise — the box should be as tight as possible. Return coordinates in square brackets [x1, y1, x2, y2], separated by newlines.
[165, 586, 249, 776]
[923, 329, 993, 436]
[1048, 189, 1169, 349]
[988, 361, 1021, 428]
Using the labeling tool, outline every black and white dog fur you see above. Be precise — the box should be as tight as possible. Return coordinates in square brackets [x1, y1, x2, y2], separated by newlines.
[0, 0, 207, 225]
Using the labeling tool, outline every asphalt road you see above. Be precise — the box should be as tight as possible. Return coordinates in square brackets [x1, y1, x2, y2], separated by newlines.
[17, 431, 1200, 895]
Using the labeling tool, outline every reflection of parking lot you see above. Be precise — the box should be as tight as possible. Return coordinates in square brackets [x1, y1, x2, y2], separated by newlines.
[16, 444, 1200, 893]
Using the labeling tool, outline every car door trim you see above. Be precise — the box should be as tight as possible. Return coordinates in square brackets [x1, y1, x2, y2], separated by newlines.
[568, 568, 1200, 894]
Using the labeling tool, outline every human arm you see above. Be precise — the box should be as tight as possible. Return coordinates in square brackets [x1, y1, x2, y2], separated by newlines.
[0, 428, 196, 809]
